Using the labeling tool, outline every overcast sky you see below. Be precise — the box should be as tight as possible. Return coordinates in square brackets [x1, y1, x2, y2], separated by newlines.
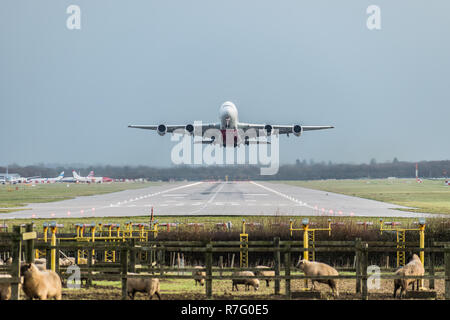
[1, 1, 449, 167]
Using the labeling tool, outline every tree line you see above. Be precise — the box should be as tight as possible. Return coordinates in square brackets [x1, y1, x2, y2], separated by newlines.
[1, 159, 449, 181]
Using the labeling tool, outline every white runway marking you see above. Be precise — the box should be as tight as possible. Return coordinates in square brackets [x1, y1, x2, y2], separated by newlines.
[250, 181, 314, 209]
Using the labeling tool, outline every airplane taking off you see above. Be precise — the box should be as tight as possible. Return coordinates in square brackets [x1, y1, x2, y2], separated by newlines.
[72, 170, 113, 183]
[128, 101, 334, 146]
[28, 172, 65, 184]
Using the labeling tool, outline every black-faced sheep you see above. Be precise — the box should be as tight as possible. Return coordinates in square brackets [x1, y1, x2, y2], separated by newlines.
[193, 266, 206, 286]
[393, 254, 425, 299]
[297, 259, 339, 297]
[254, 266, 275, 287]
[21, 263, 62, 300]
[232, 271, 259, 291]
[126, 276, 161, 300]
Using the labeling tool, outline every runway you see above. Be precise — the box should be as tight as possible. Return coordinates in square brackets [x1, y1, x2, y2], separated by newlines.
[0, 181, 432, 220]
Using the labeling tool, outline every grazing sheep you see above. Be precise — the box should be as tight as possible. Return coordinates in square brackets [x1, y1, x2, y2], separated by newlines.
[4, 257, 12, 265]
[126, 276, 161, 300]
[297, 259, 339, 297]
[232, 271, 259, 292]
[0, 275, 11, 300]
[193, 266, 206, 286]
[393, 254, 425, 299]
[254, 266, 275, 287]
[21, 263, 62, 300]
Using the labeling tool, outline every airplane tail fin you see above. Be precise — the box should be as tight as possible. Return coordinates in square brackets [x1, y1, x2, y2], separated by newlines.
[87, 171, 94, 177]
[72, 170, 80, 178]
[56, 171, 64, 180]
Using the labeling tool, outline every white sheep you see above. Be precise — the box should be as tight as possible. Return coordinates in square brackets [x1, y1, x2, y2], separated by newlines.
[393, 254, 425, 298]
[126, 276, 161, 300]
[232, 271, 260, 291]
[297, 259, 339, 297]
[21, 263, 62, 300]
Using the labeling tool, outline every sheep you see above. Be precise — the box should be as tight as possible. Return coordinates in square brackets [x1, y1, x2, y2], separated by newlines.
[4, 257, 12, 265]
[393, 254, 425, 299]
[297, 259, 339, 297]
[254, 266, 275, 287]
[0, 275, 11, 300]
[126, 276, 161, 300]
[232, 271, 259, 292]
[192, 266, 206, 286]
[21, 263, 62, 300]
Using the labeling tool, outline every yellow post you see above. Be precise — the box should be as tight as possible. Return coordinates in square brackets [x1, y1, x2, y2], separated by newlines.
[419, 219, 426, 289]
[50, 224, 57, 272]
[289, 219, 293, 237]
[240, 219, 249, 268]
[91, 224, 96, 261]
[302, 219, 309, 261]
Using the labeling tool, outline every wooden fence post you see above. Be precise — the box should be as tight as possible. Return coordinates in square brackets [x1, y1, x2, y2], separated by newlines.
[10, 226, 22, 300]
[121, 246, 129, 300]
[274, 237, 280, 295]
[205, 243, 213, 300]
[130, 239, 136, 273]
[428, 238, 435, 290]
[284, 244, 291, 299]
[87, 248, 93, 288]
[46, 246, 51, 270]
[445, 245, 450, 300]
[25, 223, 34, 263]
[355, 238, 361, 294]
[159, 245, 166, 277]
[361, 242, 368, 300]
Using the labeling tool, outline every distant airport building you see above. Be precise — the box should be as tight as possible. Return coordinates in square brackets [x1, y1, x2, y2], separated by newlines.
[0, 173, 21, 180]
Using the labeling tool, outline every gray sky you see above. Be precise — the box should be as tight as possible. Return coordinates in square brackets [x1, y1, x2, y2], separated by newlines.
[1, 1, 449, 167]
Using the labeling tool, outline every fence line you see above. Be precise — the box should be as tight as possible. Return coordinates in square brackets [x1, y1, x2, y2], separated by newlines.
[1, 226, 450, 300]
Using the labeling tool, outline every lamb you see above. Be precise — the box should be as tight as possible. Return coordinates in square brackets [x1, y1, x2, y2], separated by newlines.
[0, 275, 11, 300]
[193, 266, 206, 286]
[21, 263, 62, 300]
[393, 254, 425, 299]
[297, 259, 339, 297]
[254, 266, 275, 287]
[232, 271, 259, 291]
[126, 276, 161, 300]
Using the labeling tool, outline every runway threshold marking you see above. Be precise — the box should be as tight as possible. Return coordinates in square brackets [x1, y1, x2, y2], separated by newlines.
[108, 182, 203, 208]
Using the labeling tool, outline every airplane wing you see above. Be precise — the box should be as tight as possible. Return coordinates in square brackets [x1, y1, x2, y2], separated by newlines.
[237, 123, 334, 135]
[128, 123, 220, 136]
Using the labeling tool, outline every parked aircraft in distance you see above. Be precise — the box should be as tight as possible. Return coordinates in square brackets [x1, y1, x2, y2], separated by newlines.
[28, 172, 65, 184]
[72, 170, 113, 183]
[128, 101, 334, 147]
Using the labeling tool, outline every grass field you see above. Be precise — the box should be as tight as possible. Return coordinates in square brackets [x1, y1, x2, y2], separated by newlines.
[279, 179, 450, 215]
[61, 275, 445, 300]
[0, 182, 161, 213]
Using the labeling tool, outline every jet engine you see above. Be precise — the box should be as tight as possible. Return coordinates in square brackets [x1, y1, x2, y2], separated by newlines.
[264, 124, 273, 136]
[185, 124, 194, 135]
[293, 125, 303, 137]
[157, 124, 167, 136]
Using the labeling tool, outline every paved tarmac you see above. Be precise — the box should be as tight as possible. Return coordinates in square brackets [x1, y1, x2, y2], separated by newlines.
[0, 181, 432, 220]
